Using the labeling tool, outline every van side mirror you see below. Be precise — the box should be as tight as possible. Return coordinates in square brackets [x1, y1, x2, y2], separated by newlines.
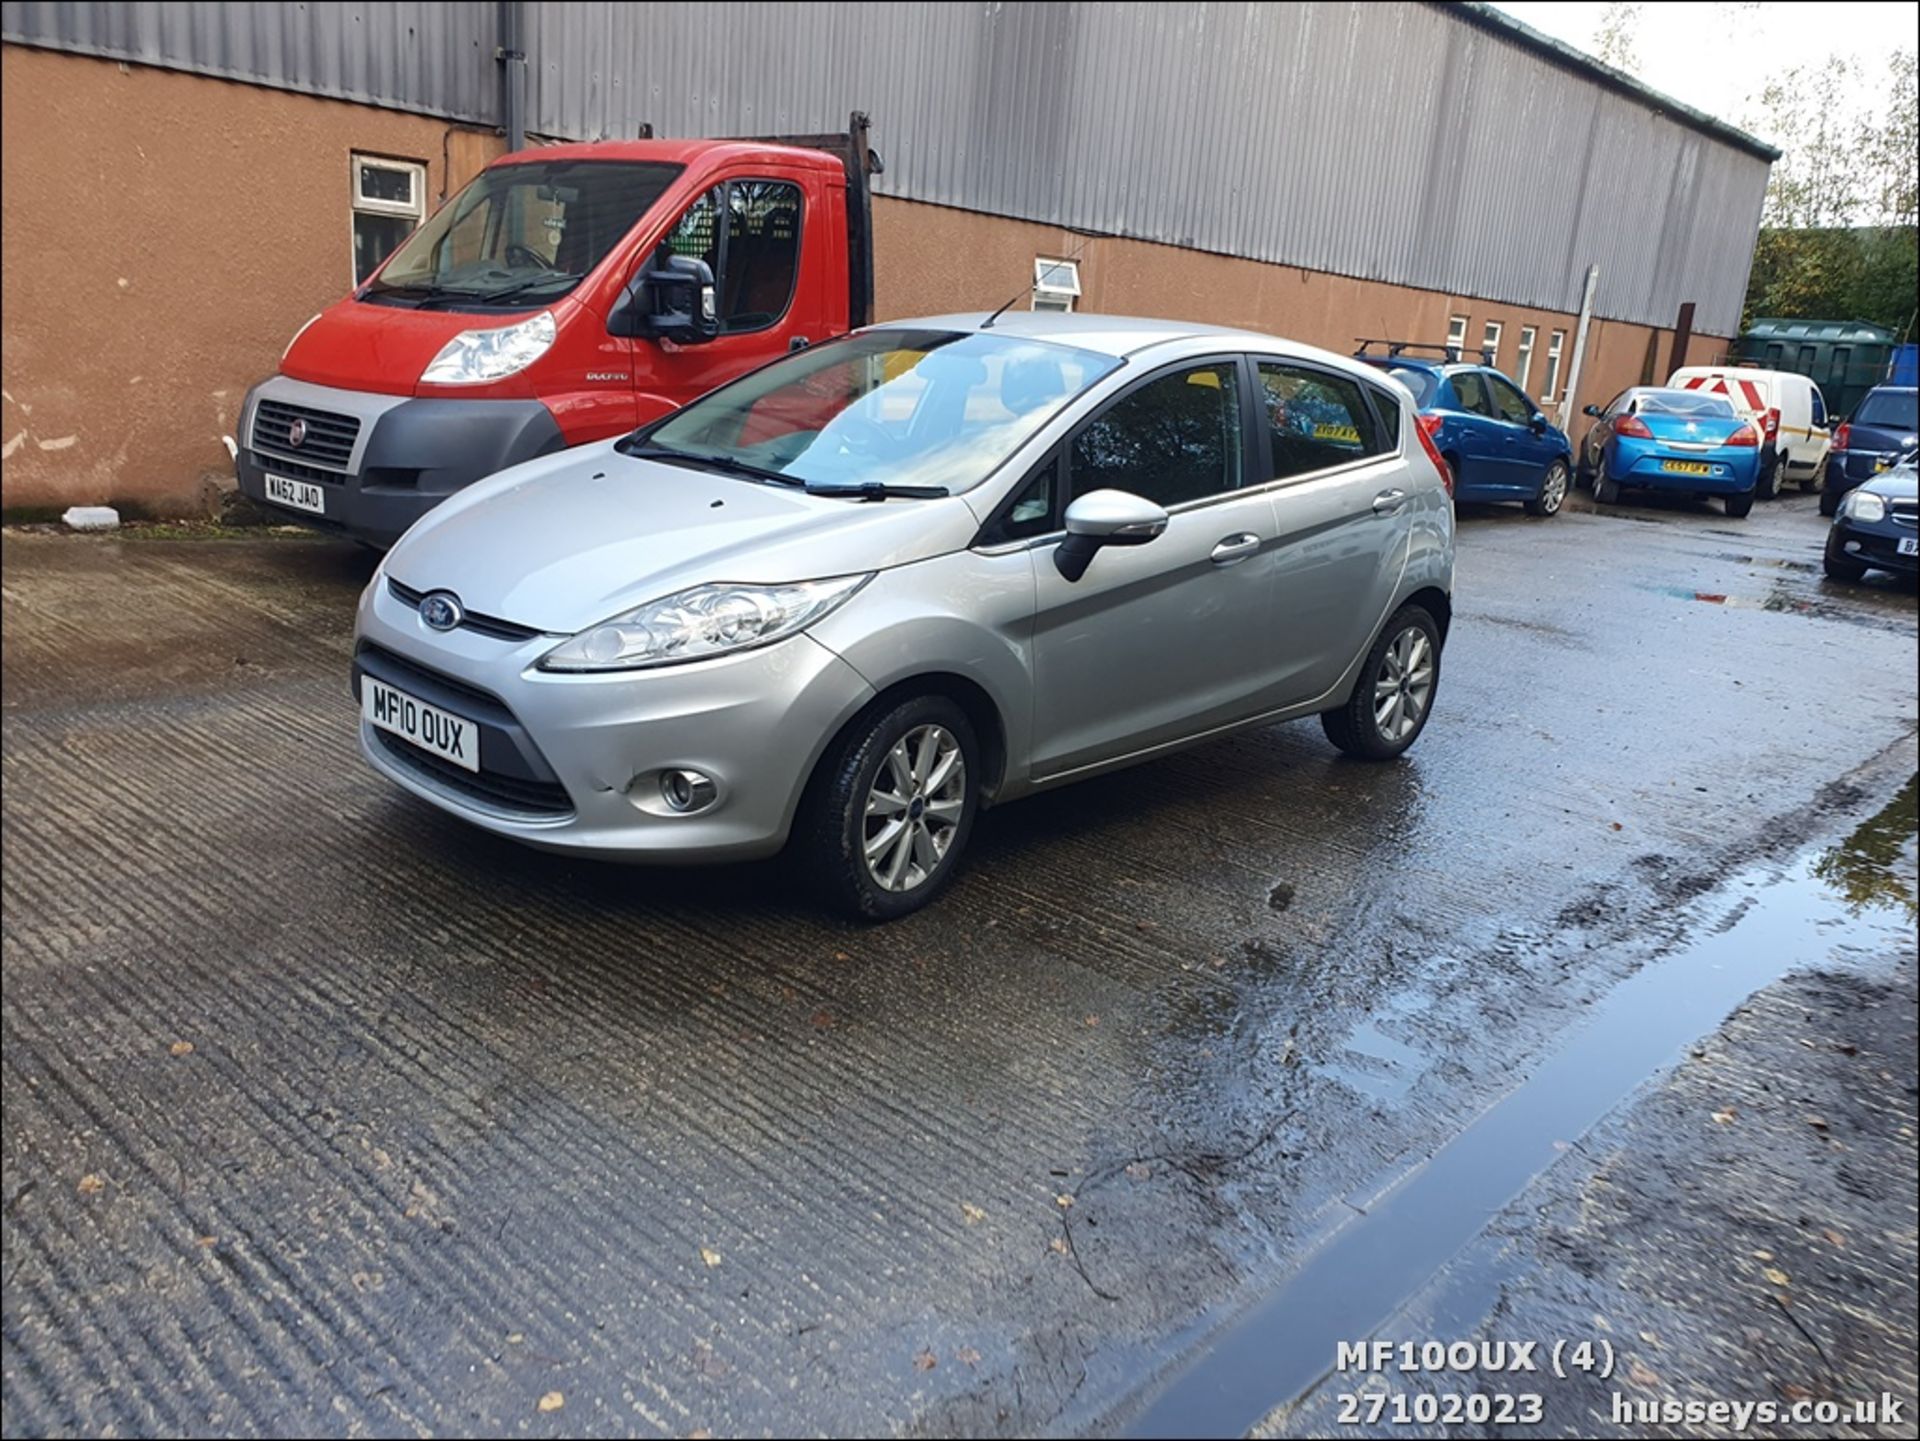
[1582, 403, 1603, 418]
[1054, 489, 1169, 582]
[608, 254, 719, 344]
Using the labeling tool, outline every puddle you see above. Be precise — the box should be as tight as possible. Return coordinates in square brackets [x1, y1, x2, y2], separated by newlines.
[1125, 780, 1916, 1438]
[1321, 994, 1432, 1106]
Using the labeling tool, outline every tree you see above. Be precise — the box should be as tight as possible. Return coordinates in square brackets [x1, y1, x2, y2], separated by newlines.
[1590, 3, 1642, 73]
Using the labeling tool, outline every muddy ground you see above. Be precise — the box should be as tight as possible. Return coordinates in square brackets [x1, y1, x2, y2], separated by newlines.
[2, 487, 1916, 1437]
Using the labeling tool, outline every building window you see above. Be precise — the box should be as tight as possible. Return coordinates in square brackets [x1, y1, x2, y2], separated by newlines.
[1446, 314, 1469, 359]
[1033, 257, 1082, 313]
[1480, 320, 1502, 367]
[352, 154, 427, 284]
[1544, 329, 1567, 400]
[1515, 326, 1537, 390]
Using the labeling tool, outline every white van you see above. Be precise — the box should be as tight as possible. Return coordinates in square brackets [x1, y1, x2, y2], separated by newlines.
[1666, 365, 1832, 499]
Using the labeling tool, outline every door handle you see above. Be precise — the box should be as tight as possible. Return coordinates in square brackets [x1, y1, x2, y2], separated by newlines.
[1371, 489, 1408, 514]
[1210, 533, 1262, 566]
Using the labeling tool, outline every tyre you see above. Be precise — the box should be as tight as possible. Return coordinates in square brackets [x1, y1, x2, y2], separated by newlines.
[1819, 487, 1841, 518]
[1525, 459, 1570, 517]
[1799, 455, 1824, 493]
[799, 694, 980, 920]
[1724, 489, 1755, 518]
[1756, 446, 1781, 500]
[1593, 456, 1620, 505]
[1322, 603, 1441, 761]
[1823, 529, 1868, 583]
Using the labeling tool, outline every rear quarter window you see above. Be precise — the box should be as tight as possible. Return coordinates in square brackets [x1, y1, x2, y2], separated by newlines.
[1385, 366, 1438, 407]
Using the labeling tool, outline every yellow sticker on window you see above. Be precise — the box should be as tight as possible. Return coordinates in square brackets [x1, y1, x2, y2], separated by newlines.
[1312, 422, 1362, 444]
[1187, 371, 1222, 389]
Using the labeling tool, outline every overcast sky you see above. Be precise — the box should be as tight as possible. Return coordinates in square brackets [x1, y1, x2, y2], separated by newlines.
[1489, 1, 1918, 143]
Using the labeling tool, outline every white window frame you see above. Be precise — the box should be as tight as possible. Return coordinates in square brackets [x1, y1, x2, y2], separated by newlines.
[1445, 314, 1469, 358]
[1544, 329, 1567, 400]
[350, 153, 427, 281]
[1515, 325, 1538, 391]
[1480, 320, 1502, 368]
[1032, 257, 1082, 313]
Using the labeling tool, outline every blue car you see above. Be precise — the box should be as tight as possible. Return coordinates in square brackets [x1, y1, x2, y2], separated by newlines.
[1577, 387, 1761, 518]
[1357, 348, 1573, 516]
[1824, 448, 1918, 582]
[1821, 385, 1918, 516]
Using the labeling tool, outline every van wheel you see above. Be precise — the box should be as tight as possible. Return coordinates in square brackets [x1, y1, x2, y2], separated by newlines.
[1525, 459, 1569, 517]
[1756, 448, 1781, 499]
[799, 694, 979, 921]
[1800, 456, 1824, 493]
[1725, 489, 1755, 518]
[1322, 604, 1441, 761]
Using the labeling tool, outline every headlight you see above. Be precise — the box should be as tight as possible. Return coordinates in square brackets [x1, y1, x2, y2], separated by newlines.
[1844, 490, 1887, 523]
[420, 310, 556, 385]
[539, 575, 871, 672]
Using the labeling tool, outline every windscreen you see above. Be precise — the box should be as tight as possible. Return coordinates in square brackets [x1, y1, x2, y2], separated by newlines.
[1855, 389, 1919, 430]
[1639, 391, 1736, 418]
[365, 160, 682, 309]
[643, 329, 1122, 493]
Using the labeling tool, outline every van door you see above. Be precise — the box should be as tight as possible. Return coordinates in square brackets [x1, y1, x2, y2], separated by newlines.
[1026, 358, 1281, 778]
[635, 175, 813, 419]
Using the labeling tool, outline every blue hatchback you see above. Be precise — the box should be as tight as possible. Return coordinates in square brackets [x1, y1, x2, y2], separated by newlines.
[1578, 387, 1761, 517]
[1358, 349, 1574, 516]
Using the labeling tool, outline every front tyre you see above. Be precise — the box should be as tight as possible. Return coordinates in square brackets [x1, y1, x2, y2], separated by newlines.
[1322, 604, 1442, 761]
[1823, 529, 1868, 583]
[1525, 459, 1570, 517]
[800, 694, 980, 920]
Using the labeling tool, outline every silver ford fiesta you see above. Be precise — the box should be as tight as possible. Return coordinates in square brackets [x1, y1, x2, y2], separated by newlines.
[353, 312, 1455, 918]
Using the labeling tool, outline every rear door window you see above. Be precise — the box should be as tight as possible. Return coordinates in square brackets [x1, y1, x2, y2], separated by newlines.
[1069, 362, 1243, 508]
[1256, 361, 1385, 480]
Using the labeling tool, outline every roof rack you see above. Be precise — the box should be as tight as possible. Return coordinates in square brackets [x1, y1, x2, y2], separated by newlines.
[1353, 337, 1495, 366]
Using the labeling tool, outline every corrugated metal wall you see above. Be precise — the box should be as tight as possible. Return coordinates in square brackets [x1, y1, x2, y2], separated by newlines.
[2, 0, 1772, 333]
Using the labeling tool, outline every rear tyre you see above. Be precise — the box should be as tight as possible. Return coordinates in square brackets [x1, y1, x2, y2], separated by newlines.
[1724, 489, 1755, 519]
[1525, 459, 1570, 517]
[1321, 604, 1442, 761]
[1823, 530, 1868, 583]
[1819, 487, 1841, 518]
[1593, 457, 1620, 505]
[799, 694, 980, 921]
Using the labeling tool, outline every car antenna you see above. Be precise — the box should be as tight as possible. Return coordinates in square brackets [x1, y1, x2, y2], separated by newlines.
[981, 233, 1092, 329]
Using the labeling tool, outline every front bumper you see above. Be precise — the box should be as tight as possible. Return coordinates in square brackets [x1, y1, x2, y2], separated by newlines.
[1609, 439, 1756, 495]
[352, 575, 878, 861]
[1828, 516, 1920, 575]
[237, 375, 566, 548]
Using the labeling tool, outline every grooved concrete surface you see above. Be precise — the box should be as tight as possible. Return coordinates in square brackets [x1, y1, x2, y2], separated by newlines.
[3, 490, 1916, 1437]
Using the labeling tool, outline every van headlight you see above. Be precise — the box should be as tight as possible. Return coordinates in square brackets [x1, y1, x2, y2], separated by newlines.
[420, 310, 556, 385]
[539, 575, 871, 672]
[1843, 490, 1887, 523]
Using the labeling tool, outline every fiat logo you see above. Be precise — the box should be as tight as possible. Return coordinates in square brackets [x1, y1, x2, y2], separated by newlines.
[419, 591, 464, 632]
[286, 418, 308, 448]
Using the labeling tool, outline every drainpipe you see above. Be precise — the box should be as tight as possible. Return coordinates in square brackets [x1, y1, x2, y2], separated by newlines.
[497, 1, 526, 154]
[1558, 264, 1599, 432]
[1667, 301, 1696, 380]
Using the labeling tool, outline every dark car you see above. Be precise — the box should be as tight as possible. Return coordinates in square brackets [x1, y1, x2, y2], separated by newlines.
[1825, 448, 1918, 582]
[1821, 385, 1918, 515]
[1357, 349, 1574, 516]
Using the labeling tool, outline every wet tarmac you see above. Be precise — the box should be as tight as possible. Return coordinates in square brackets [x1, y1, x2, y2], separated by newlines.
[2, 489, 1916, 1436]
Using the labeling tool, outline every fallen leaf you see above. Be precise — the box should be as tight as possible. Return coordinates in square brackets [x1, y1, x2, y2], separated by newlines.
[169, 1041, 195, 1057]
[960, 1203, 986, 1226]
[1610, 821, 1624, 831]
[1806, 1116, 1829, 1130]
[1055, 1193, 1074, 1209]
[1124, 1162, 1152, 1182]
[699, 1247, 722, 1268]
[1627, 1360, 1661, 1388]
[1822, 1229, 1846, 1248]
[1049, 1237, 1071, 1255]
[1781, 1383, 1814, 1402]
[1639, 1330, 1660, 1346]
[809, 1009, 835, 1030]
[955, 1346, 981, 1367]
[1763, 1267, 1790, 1287]
[507, 1332, 525, 1345]
[914, 1349, 937, 1371]
[537, 1391, 564, 1413]
[1753, 1249, 1775, 1261]
[197, 1235, 218, 1247]
[1711, 1108, 1738, 1125]
[76, 1173, 105, 1196]
[1084, 1014, 1100, 1027]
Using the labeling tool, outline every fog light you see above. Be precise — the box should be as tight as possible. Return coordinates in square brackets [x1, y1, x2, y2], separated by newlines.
[659, 768, 717, 814]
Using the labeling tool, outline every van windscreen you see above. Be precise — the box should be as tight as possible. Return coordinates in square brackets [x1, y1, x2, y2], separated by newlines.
[363, 160, 683, 309]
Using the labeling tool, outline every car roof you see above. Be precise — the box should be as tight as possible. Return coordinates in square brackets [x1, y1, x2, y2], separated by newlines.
[865, 311, 1383, 374]
[1863, 384, 1918, 396]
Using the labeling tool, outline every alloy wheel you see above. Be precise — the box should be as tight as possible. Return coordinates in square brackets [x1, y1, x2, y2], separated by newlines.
[862, 723, 967, 892]
[1373, 626, 1435, 743]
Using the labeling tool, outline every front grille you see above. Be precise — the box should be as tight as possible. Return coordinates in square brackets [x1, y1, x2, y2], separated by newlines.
[1891, 498, 1917, 527]
[373, 729, 574, 817]
[387, 579, 544, 642]
[253, 400, 360, 470]
[358, 642, 511, 721]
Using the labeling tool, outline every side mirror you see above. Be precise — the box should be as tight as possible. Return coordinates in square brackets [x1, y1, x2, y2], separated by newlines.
[1582, 403, 1603, 418]
[1054, 489, 1169, 582]
[1529, 410, 1548, 433]
[608, 254, 719, 343]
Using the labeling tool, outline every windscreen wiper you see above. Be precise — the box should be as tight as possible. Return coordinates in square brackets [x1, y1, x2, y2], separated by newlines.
[466, 273, 582, 304]
[803, 482, 951, 502]
[620, 444, 793, 486]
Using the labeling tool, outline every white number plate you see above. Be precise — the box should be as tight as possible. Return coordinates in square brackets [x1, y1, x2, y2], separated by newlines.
[363, 679, 478, 772]
[263, 473, 326, 515]
[1899, 536, 1918, 557]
